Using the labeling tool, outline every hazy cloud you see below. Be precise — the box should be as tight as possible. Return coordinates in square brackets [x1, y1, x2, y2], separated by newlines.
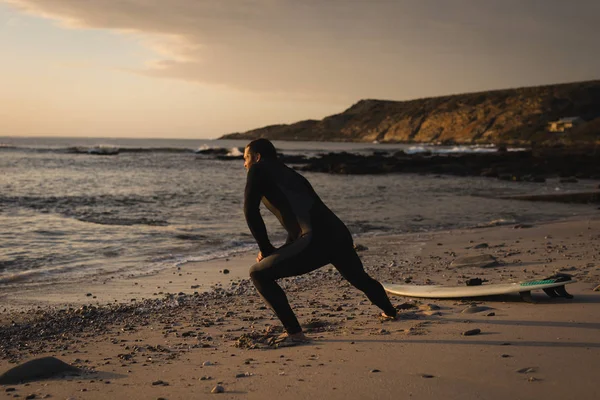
[5, 0, 600, 101]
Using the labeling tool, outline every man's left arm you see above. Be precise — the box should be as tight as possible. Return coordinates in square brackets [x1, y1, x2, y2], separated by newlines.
[244, 165, 275, 257]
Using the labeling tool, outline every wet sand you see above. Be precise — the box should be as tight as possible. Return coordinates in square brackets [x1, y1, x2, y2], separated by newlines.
[1, 216, 599, 399]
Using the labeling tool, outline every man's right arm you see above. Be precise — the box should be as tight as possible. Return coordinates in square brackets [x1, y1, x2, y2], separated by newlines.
[244, 164, 275, 256]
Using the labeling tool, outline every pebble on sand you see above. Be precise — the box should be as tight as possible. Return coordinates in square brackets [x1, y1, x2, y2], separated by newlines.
[462, 328, 481, 336]
[450, 254, 499, 269]
[354, 244, 368, 252]
[211, 385, 225, 393]
[461, 305, 492, 314]
[517, 367, 537, 374]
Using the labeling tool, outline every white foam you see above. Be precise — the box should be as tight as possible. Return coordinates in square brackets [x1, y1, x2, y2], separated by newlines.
[226, 147, 243, 157]
[406, 144, 516, 154]
[88, 144, 119, 155]
[196, 144, 212, 151]
[173, 243, 256, 267]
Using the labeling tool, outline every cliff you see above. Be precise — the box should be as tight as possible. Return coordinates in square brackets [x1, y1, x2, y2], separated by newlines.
[220, 80, 600, 145]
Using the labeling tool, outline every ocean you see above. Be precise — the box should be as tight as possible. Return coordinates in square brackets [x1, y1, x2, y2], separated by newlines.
[0, 137, 596, 289]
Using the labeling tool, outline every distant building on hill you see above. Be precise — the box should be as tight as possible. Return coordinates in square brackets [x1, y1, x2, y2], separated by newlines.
[547, 117, 584, 132]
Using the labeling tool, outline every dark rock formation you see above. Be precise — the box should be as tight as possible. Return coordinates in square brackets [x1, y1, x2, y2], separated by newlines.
[0, 357, 81, 384]
[295, 148, 600, 180]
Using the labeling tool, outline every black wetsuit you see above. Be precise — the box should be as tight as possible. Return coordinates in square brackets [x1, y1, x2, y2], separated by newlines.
[244, 159, 396, 334]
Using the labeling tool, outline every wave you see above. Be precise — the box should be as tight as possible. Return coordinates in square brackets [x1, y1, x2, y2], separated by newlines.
[406, 144, 500, 154]
[0, 144, 243, 156]
[195, 145, 244, 157]
[0, 262, 91, 285]
[0, 145, 196, 154]
[75, 216, 169, 226]
[0, 240, 256, 288]
[0, 194, 169, 227]
[172, 242, 256, 267]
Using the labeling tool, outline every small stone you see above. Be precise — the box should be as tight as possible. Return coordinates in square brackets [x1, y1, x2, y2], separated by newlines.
[501, 354, 511, 358]
[461, 305, 492, 314]
[397, 302, 417, 310]
[473, 243, 489, 249]
[211, 385, 225, 394]
[370, 369, 381, 373]
[486, 312, 496, 317]
[86, 293, 92, 297]
[199, 376, 212, 381]
[421, 374, 435, 378]
[5, 389, 16, 393]
[462, 328, 481, 336]
[517, 367, 537, 374]
[460, 305, 491, 314]
[223, 269, 230, 274]
[152, 380, 168, 386]
[26, 395, 36, 400]
[203, 361, 213, 366]
[514, 224, 533, 229]
[528, 376, 540, 382]
[235, 372, 252, 378]
[451, 254, 498, 269]
[354, 244, 368, 252]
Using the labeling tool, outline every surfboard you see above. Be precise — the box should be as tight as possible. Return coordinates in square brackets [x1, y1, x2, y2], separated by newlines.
[383, 275, 576, 302]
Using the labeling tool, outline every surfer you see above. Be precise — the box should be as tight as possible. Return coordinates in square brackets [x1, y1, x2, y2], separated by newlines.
[243, 138, 398, 343]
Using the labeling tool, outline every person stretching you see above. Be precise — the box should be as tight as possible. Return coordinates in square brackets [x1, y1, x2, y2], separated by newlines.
[243, 138, 398, 343]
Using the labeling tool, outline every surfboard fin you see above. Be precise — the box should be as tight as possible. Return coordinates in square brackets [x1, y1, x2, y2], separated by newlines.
[553, 285, 574, 299]
[543, 288, 560, 298]
[519, 290, 536, 303]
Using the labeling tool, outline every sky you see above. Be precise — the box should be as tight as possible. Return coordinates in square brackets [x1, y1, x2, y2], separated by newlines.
[1, 0, 599, 139]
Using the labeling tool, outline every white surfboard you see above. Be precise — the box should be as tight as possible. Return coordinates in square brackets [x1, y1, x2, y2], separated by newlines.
[383, 276, 576, 302]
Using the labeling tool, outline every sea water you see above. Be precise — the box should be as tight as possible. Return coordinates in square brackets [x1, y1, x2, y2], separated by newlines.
[0, 137, 596, 288]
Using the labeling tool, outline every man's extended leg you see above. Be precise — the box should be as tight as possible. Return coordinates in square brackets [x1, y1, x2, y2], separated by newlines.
[249, 234, 329, 334]
[331, 243, 397, 318]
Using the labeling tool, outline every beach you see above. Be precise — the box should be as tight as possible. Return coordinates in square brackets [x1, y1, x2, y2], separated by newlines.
[1, 216, 599, 399]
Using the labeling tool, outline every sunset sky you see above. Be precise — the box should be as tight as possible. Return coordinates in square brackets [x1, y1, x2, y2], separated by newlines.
[1, 0, 598, 139]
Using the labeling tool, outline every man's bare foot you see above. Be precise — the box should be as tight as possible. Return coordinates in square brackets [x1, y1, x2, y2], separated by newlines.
[275, 331, 311, 344]
[288, 332, 310, 342]
[380, 312, 398, 321]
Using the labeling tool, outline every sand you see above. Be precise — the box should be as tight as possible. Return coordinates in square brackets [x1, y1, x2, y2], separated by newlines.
[1, 216, 599, 399]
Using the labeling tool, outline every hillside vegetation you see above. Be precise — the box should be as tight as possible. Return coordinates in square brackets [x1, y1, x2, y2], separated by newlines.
[221, 80, 600, 145]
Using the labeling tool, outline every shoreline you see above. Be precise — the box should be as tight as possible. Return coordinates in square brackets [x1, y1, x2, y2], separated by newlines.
[1, 215, 599, 399]
[2, 214, 596, 313]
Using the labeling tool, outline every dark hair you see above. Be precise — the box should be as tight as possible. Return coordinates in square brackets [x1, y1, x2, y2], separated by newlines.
[246, 138, 277, 160]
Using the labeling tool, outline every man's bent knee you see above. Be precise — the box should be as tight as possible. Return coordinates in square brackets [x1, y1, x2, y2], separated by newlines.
[249, 263, 261, 281]
[249, 262, 272, 283]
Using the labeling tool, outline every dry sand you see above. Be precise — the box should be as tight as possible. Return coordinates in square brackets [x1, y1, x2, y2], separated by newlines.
[1, 216, 599, 399]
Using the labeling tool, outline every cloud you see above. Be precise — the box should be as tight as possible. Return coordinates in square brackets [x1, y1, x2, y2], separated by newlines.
[4, 0, 600, 101]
